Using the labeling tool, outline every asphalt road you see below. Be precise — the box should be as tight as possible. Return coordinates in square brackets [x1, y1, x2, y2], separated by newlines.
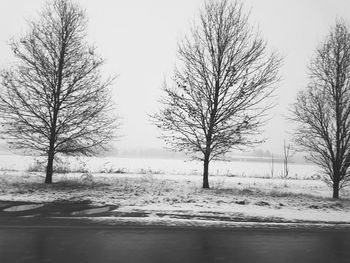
[0, 226, 350, 263]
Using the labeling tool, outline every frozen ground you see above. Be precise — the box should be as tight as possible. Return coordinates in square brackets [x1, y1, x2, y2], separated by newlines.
[0, 170, 349, 224]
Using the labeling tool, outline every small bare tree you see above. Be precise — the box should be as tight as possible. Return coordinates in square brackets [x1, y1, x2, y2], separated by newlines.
[270, 153, 274, 178]
[0, 0, 118, 183]
[282, 140, 293, 179]
[291, 21, 350, 198]
[152, 0, 281, 188]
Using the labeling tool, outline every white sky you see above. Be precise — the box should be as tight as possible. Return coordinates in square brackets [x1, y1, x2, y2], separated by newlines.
[1, 0, 350, 154]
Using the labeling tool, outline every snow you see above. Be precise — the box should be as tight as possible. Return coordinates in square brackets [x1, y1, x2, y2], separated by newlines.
[80, 217, 350, 230]
[0, 165, 349, 225]
[0, 154, 317, 179]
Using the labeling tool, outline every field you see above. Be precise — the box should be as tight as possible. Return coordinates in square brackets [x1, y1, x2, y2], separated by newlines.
[0, 154, 317, 179]
[0, 154, 349, 225]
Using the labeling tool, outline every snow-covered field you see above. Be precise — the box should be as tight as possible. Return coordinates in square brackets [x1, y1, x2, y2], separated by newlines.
[0, 154, 318, 179]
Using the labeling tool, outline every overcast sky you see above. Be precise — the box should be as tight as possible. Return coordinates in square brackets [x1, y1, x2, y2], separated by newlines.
[1, 0, 350, 155]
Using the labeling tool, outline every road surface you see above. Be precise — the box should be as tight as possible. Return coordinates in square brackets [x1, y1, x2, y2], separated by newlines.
[0, 226, 350, 263]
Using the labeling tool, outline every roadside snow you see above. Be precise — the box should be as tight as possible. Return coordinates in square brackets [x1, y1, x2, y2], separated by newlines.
[0, 171, 349, 224]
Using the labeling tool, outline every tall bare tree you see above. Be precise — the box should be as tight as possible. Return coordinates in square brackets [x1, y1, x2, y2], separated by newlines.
[152, 0, 281, 188]
[0, 0, 118, 183]
[291, 21, 350, 198]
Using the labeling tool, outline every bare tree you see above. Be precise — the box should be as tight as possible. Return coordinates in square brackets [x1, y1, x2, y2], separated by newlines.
[291, 21, 350, 198]
[152, 0, 281, 188]
[282, 140, 293, 179]
[270, 153, 274, 178]
[0, 0, 118, 184]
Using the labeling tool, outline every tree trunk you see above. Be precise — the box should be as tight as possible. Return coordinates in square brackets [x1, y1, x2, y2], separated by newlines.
[44, 30, 65, 185]
[203, 154, 210, 189]
[45, 150, 55, 184]
[332, 180, 340, 199]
